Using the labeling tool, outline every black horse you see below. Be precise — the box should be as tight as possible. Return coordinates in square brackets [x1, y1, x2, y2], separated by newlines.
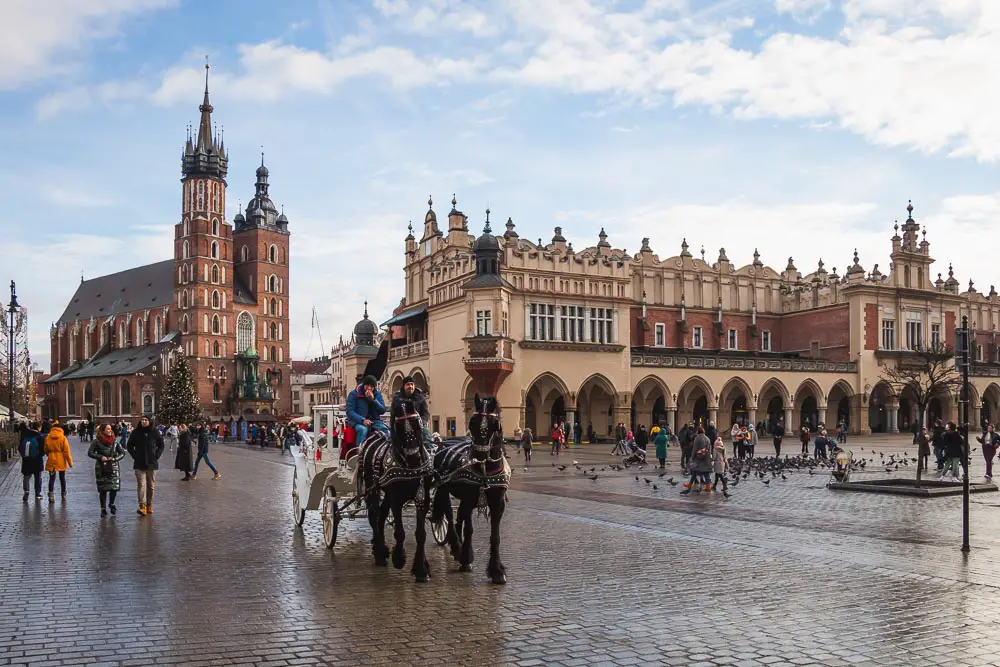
[430, 394, 510, 585]
[358, 395, 434, 582]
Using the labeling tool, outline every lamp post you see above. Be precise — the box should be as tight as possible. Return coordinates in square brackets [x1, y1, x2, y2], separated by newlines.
[7, 281, 19, 432]
[957, 315, 971, 552]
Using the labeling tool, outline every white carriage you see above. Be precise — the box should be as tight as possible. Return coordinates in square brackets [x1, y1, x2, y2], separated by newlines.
[291, 404, 452, 548]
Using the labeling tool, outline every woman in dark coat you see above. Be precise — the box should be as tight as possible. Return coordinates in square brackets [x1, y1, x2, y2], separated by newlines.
[87, 423, 126, 516]
[175, 423, 194, 481]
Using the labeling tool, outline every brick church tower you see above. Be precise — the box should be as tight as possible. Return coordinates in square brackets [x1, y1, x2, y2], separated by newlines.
[171, 64, 292, 419]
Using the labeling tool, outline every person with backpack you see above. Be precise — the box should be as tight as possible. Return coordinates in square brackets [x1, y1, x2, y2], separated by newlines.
[44, 421, 73, 502]
[88, 423, 127, 516]
[19, 422, 45, 502]
[681, 426, 713, 494]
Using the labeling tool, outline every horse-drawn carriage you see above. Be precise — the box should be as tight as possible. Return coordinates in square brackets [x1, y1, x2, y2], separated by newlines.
[291, 403, 452, 549]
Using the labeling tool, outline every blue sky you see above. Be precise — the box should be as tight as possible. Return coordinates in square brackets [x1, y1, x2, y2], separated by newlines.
[3, 0, 999, 369]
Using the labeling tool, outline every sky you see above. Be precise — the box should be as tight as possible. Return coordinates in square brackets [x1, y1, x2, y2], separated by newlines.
[3, 0, 1000, 370]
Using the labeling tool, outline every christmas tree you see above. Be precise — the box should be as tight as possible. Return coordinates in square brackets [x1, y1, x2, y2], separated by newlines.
[158, 355, 203, 425]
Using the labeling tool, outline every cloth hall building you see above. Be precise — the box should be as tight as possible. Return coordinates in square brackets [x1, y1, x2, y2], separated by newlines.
[42, 68, 292, 423]
[377, 196, 1000, 439]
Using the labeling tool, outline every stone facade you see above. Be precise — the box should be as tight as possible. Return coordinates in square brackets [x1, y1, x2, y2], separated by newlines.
[44, 67, 292, 423]
[380, 197, 1000, 438]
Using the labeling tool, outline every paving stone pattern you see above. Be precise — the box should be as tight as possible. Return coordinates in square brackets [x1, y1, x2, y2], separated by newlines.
[2, 435, 1000, 666]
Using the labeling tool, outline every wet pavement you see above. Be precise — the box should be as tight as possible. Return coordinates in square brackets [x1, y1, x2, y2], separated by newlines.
[2, 435, 1000, 666]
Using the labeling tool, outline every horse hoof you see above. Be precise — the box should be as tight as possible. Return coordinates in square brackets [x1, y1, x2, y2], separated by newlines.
[415, 575, 429, 583]
[491, 573, 507, 585]
[459, 564, 473, 573]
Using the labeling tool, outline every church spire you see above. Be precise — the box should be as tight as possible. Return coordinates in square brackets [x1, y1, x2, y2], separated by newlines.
[196, 61, 214, 153]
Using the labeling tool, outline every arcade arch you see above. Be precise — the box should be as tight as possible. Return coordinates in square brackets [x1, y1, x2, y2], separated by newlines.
[631, 375, 670, 432]
[825, 380, 854, 431]
[578, 374, 616, 440]
[794, 378, 823, 432]
[677, 376, 713, 428]
[758, 377, 789, 432]
[719, 377, 753, 428]
[524, 372, 569, 436]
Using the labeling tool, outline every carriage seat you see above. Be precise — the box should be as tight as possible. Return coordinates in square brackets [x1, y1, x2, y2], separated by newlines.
[340, 425, 357, 461]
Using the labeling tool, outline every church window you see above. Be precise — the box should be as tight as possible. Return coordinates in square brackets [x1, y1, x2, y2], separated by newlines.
[183, 220, 189, 237]
[197, 181, 204, 210]
[101, 381, 113, 416]
[183, 240, 189, 259]
[182, 315, 189, 334]
[241, 245, 249, 262]
[135, 319, 144, 346]
[208, 365, 215, 378]
[212, 290, 220, 308]
[211, 241, 219, 259]
[212, 264, 219, 283]
[270, 298, 276, 316]
[270, 322, 277, 340]
[155, 316, 162, 342]
[67, 384, 77, 415]
[270, 346, 277, 363]
[268, 275, 277, 293]
[119, 322, 127, 347]
[84, 382, 93, 405]
[262, 346, 268, 361]
[213, 383, 220, 401]
[212, 188, 219, 214]
[213, 341, 220, 357]
[278, 347, 284, 362]
[269, 245, 277, 263]
[237, 312, 255, 353]
[212, 219, 219, 236]
[212, 315, 220, 334]
[120, 381, 131, 415]
[221, 366, 227, 380]
[181, 291, 189, 309]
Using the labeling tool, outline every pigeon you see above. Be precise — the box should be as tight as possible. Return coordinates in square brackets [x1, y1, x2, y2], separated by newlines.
[558, 465, 567, 471]
[589, 475, 599, 481]
[644, 478, 651, 485]
[635, 475, 640, 481]
[652, 484, 659, 490]
[762, 479, 770, 485]
[667, 478, 678, 486]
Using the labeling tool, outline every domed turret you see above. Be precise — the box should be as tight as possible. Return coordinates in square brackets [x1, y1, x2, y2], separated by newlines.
[473, 210, 500, 252]
[353, 301, 378, 346]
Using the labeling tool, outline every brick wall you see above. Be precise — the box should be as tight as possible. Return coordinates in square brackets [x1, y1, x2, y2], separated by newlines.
[778, 305, 851, 361]
[945, 311, 956, 347]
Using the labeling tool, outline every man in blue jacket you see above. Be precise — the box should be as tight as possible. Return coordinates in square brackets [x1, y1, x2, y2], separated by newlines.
[346, 375, 387, 446]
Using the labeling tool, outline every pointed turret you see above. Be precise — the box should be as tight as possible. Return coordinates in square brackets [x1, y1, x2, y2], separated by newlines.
[181, 62, 228, 181]
[196, 64, 214, 153]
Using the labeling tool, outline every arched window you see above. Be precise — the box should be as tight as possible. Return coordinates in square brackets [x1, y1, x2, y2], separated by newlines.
[181, 291, 189, 309]
[263, 299, 269, 315]
[155, 316, 162, 342]
[212, 315, 220, 334]
[119, 322, 127, 347]
[213, 383, 220, 401]
[182, 315, 189, 334]
[212, 219, 219, 236]
[143, 395, 153, 415]
[269, 245, 277, 263]
[278, 347, 284, 362]
[135, 319, 144, 346]
[220, 366, 227, 379]
[211, 241, 218, 259]
[262, 346, 268, 360]
[212, 290, 220, 308]
[270, 298, 276, 315]
[241, 246, 249, 263]
[197, 181, 204, 210]
[268, 275, 277, 293]
[183, 220, 189, 237]
[237, 312, 255, 353]
[270, 346, 277, 363]
[207, 365, 215, 378]
[101, 380, 113, 416]
[120, 381, 131, 415]
[270, 322, 277, 340]
[84, 382, 93, 404]
[214, 341, 221, 357]
[212, 264, 219, 283]
[67, 384, 76, 415]
[183, 240, 189, 259]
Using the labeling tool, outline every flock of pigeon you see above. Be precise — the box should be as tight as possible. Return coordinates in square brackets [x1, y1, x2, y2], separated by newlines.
[539, 448, 926, 491]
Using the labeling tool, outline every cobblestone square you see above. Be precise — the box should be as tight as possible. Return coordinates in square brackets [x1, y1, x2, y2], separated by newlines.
[2, 436, 1000, 666]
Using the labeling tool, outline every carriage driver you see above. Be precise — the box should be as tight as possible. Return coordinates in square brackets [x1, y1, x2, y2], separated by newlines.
[394, 376, 433, 451]
[346, 375, 388, 446]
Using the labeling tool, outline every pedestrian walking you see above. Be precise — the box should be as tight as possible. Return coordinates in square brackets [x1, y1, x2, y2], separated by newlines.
[44, 421, 73, 502]
[837, 419, 848, 444]
[711, 437, 730, 497]
[653, 426, 669, 469]
[940, 422, 964, 482]
[916, 425, 930, 472]
[175, 424, 194, 480]
[281, 424, 296, 455]
[730, 422, 741, 459]
[192, 422, 221, 480]
[550, 423, 562, 455]
[931, 420, 946, 471]
[977, 423, 1000, 481]
[679, 422, 694, 475]
[88, 423, 126, 516]
[681, 427, 713, 494]
[19, 421, 45, 502]
[126, 415, 165, 516]
[799, 425, 811, 456]
[164, 423, 178, 454]
[772, 419, 785, 456]
[521, 427, 533, 463]
[635, 424, 649, 451]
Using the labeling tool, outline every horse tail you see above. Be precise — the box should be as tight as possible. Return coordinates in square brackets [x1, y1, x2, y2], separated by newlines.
[431, 482, 449, 523]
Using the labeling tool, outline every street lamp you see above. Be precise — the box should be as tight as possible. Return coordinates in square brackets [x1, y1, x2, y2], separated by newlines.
[7, 280, 19, 432]
[956, 315, 972, 552]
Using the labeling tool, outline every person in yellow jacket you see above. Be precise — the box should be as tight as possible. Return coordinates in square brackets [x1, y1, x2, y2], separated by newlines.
[44, 421, 73, 502]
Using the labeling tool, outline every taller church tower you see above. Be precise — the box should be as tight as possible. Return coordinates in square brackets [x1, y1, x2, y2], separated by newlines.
[174, 63, 236, 408]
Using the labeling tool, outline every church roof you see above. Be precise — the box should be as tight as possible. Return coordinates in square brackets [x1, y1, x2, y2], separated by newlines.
[58, 260, 174, 324]
[44, 341, 173, 382]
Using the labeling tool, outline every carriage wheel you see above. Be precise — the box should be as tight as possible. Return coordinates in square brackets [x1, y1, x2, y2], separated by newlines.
[292, 481, 306, 527]
[322, 487, 340, 549]
[430, 514, 451, 546]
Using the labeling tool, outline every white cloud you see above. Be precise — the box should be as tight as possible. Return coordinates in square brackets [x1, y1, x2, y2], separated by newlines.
[0, 0, 176, 90]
